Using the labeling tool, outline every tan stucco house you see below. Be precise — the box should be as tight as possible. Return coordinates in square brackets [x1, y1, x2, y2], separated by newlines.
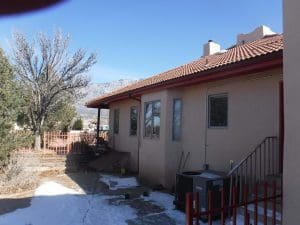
[87, 27, 283, 189]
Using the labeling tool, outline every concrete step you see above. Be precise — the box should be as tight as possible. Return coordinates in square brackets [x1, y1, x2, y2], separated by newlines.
[39, 159, 68, 164]
[17, 150, 93, 174]
[39, 156, 67, 160]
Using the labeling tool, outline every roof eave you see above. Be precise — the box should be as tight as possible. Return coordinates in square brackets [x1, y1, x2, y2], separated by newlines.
[86, 50, 283, 108]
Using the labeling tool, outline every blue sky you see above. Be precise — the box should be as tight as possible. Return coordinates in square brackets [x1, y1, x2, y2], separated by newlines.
[0, 0, 282, 83]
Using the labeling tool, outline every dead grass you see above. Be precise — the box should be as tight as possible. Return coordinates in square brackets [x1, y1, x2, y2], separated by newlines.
[0, 150, 39, 195]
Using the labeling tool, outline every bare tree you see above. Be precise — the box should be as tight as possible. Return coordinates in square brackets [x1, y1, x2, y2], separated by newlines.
[11, 30, 96, 150]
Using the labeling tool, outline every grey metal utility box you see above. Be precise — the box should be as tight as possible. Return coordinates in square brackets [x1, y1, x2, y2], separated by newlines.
[173, 170, 229, 219]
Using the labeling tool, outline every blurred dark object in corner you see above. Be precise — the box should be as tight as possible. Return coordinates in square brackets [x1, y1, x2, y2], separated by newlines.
[0, 0, 65, 16]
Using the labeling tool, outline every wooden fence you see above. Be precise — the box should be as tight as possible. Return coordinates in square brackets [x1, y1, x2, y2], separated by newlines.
[43, 131, 108, 155]
[186, 181, 282, 225]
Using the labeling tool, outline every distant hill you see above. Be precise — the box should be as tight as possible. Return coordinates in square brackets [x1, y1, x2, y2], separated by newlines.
[76, 79, 137, 122]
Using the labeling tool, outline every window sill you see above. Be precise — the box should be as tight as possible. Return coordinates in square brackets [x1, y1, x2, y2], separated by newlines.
[143, 136, 160, 140]
[208, 126, 228, 129]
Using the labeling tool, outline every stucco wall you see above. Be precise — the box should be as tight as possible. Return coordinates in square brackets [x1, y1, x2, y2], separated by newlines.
[109, 99, 140, 172]
[205, 72, 280, 172]
[139, 90, 168, 186]
[164, 69, 282, 188]
[107, 69, 282, 189]
[164, 90, 184, 187]
[283, 0, 300, 223]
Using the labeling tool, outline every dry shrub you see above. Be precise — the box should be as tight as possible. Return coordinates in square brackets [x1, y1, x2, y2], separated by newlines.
[80, 131, 97, 145]
[0, 150, 39, 194]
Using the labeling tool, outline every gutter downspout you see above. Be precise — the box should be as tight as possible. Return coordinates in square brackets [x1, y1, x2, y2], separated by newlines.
[204, 88, 209, 170]
[129, 94, 142, 174]
[96, 107, 101, 144]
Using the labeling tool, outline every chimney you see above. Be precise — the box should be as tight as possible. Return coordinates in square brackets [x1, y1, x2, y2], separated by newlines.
[237, 25, 276, 45]
[203, 40, 221, 56]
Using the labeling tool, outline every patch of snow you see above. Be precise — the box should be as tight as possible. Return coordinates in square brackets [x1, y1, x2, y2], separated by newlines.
[142, 191, 186, 225]
[0, 182, 88, 225]
[199, 172, 221, 179]
[99, 174, 139, 190]
[83, 195, 136, 225]
[0, 181, 136, 225]
[246, 204, 282, 220]
[35, 181, 83, 196]
[141, 192, 265, 225]
[0, 179, 278, 225]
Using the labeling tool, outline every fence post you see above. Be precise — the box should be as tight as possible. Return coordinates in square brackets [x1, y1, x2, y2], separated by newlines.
[233, 186, 237, 225]
[208, 191, 213, 225]
[195, 192, 200, 225]
[186, 192, 193, 225]
[244, 185, 248, 225]
[254, 183, 258, 225]
[221, 189, 225, 225]
[43, 132, 45, 151]
[264, 182, 268, 225]
[272, 180, 277, 225]
[247, 213, 250, 225]
[48, 131, 50, 151]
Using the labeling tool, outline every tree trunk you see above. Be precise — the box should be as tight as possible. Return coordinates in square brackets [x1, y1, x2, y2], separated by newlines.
[34, 131, 41, 151]
[34, 119, 44, 151]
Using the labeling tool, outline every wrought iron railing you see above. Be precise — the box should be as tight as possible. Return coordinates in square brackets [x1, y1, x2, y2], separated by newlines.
[227, 136, 280, 205]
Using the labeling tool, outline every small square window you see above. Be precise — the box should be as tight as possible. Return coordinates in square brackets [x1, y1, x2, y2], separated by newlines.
[208, 94, 228, 128]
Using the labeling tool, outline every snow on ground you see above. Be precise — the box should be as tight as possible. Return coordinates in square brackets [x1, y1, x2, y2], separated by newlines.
[0, 176, 273, 225]
[0, 181, 137, 225]
[141, 192, 263, 225]
[99, 174, 139, 190]
[247, 204, 282, 220]
[83, 195, 136, 225]
[35, 181, 83, 196]
[142, 191, 186, 225]
[0, 182, 88, 225]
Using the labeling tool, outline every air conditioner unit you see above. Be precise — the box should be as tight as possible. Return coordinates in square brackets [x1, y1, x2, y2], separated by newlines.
[173, 170, 230, 220]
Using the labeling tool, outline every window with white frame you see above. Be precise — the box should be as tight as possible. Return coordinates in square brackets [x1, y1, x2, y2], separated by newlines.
[130, 106, 138, 136]
[208, 94, 228, 128]
[144, 100, 161, 138]
[113, 109, 120, 134]
[172, 99, 182, 141]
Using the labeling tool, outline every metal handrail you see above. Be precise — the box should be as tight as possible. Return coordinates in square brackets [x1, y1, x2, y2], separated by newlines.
[227, 136, 277, 176]
[228, 136, 279, 205]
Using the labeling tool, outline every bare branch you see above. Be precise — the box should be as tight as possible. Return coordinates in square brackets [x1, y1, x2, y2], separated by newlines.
[11, 30, 97, 139]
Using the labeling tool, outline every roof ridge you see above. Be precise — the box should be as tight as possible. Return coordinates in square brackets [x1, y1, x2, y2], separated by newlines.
[86, 34, 283, 107]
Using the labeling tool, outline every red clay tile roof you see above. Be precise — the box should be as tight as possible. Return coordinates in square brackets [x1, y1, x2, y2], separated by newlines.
[87, 34, 283, 108]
